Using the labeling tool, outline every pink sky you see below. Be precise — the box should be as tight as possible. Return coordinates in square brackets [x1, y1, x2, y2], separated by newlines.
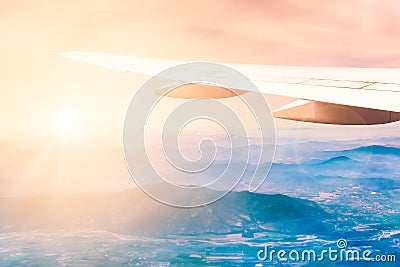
[1, 0, 400, 138]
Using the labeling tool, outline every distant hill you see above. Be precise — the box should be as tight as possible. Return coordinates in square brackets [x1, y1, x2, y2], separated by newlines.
[343, 145, 400, 156]
[0, 187, 334, 236]
[319, 156, 354, 165]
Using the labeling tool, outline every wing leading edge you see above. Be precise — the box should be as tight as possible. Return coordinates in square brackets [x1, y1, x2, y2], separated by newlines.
[58, 51, 400, 125]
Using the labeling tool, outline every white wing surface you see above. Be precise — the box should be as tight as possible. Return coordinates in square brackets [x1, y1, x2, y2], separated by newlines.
[59, 51, 400, 125]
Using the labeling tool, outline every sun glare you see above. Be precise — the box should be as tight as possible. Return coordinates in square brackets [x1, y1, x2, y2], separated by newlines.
[55, 112, 80, 135]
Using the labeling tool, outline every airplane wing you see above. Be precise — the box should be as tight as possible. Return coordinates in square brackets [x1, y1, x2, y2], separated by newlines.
[58, 51, 400, 125]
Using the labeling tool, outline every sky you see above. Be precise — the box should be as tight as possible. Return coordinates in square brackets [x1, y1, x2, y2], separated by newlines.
[1, 0, 400, 196]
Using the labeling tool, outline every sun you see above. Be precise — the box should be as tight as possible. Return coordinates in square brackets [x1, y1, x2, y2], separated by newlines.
[55, 112, 80, 135]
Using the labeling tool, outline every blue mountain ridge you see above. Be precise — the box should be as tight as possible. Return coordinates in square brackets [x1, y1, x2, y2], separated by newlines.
[343, 145, 400, 156]
[0, 188, 335, 236]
